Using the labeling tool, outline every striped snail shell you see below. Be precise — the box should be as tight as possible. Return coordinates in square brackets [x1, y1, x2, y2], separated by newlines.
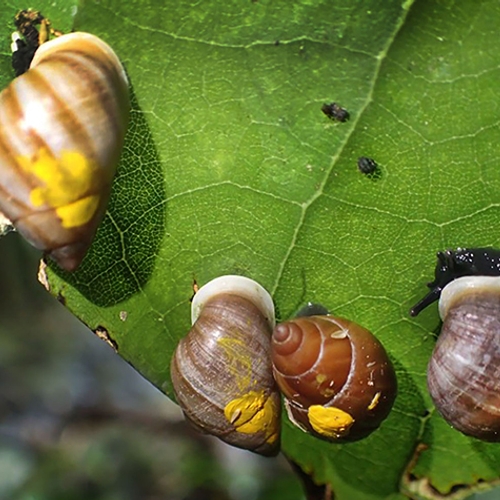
[0, 32, 130, 271]
[272, 312, 397, 442]
[427, 276, 500, 441]
[171, 275, 281, 456]
[410, 247, 500, 440]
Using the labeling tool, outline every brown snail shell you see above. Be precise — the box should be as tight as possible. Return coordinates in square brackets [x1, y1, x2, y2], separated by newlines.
[171, 275, 281, 456]
[0, 32, 129, 271]
[428, 276, 500, 441]
[272, 315, 397, 442]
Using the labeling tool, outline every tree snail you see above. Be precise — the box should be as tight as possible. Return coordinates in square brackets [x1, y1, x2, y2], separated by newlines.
[410, 247, 500, 441]
[0, 23, 130, 271]
[271, 306, 397, 442]
[171, 275, 281, 456]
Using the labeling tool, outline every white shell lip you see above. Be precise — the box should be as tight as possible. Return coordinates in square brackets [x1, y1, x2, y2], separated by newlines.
[191, 275, 275, 329]
[439, 275, 500, 319]
[31, 32, 129, 86]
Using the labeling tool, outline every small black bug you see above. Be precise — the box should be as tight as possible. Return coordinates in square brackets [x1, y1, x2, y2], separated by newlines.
[357, 157, 378, 175]
[321, 102, 349, 122]
[409, 247, 500, 316]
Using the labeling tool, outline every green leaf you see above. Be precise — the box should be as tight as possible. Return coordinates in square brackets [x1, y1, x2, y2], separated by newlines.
[3, 0, 500, 498]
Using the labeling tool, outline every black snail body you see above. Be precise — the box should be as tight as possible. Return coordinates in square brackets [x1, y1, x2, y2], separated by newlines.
[271, 308, 397, 442]
[411, 247, 500, 441]
[171, 275, 281, 456]
[410, 247, 500, 317]
[0, 21, 130, 271]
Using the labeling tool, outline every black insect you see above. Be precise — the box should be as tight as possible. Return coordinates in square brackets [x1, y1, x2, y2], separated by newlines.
[321, 102, 349, 122]
[357, 157, 378, 175]
[409, 247, 500, 316]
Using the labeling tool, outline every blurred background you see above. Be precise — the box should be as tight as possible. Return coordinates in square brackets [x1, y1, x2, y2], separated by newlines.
[0, 233, 303, 500]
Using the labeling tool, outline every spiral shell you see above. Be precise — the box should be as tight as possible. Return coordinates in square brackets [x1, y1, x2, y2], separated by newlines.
[0, 32, 129, 271]
[171, 275, 281, 456]
[272, 315, 397, 441]
[427, 276, 500, 441]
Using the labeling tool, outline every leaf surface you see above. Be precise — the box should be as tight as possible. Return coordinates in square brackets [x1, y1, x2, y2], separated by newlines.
[2, 0, 500, 498]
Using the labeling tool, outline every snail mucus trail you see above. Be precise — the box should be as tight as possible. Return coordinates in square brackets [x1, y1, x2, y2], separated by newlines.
[171, 275, 281, 456]
[410, 247, 500, 441]
[271, 302, 397, 442]
[0, 10, 130, 271]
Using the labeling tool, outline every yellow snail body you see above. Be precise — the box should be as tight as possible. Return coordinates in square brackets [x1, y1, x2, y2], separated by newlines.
[427, 276, 500, 441]
[171, 275, 281, 456]
[272, 313, 397, 442]
[0, 31, 129, 271]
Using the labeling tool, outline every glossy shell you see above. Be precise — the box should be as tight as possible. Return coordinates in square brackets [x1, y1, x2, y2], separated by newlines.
[428, 276, 500, 441]
[0, 32, 130, 271]
[272, 315, 397, 441]
[171, 275, 281, 456]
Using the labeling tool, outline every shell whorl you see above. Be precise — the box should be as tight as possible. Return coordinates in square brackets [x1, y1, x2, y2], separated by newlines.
[429, 276, 500, 441]
[171, 276, 280, 455]
[272, 315, 397, 441]
[0, 32, 129, 270]
[27, 32, 129, 170]
[272, 316, 352, 407]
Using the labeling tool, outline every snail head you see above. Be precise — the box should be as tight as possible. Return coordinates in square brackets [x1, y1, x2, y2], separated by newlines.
[410, 250, 461, 317]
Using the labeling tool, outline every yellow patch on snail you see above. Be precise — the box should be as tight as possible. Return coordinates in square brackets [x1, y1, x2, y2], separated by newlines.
[18, 148, 100, 228]
[368, 392, 381, 411]
[315, 373, 335, 398]
[224, 391, 279, 444]
[217, 337, 253, 391]
[308, 405, 355, 439]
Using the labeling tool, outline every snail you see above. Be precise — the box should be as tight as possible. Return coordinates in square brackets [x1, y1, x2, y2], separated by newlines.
[410, 247, 500, 441]
[0, 25, 130, 271]
[271, 305, 397, 442]
[170, 275, 281, 456]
